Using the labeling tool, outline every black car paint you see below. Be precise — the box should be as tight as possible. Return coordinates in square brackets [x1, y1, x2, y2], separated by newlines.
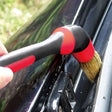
[0, 0, 110, 112]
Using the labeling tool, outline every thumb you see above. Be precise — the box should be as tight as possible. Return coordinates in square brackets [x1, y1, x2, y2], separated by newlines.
[0, 67, 13, 89]
[0, 41, 8, 56]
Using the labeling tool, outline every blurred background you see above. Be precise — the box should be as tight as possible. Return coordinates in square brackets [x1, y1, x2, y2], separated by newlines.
[0, 0, 51, 43]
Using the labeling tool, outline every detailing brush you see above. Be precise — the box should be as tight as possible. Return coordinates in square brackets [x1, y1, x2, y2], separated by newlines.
[79, 51, 102, 81]
[0, 25, 102, 82]
[69, 25, 102, 81]
[0, 26, 75, 72]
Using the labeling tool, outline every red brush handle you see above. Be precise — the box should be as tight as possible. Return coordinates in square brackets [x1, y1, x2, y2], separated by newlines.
[5, 55, 35, 73]
[52, 27, 75, 54]
[72, 40, 95, 63]
[0, 25, 95, 73]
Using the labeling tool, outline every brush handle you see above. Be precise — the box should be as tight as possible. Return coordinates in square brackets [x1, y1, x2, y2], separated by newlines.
[63, 25, 95, 63]
[0, 25, 94, 72]
[0, 28, 75, 72]
[72, 39, 94, 63]
[0, 32, 63, 72]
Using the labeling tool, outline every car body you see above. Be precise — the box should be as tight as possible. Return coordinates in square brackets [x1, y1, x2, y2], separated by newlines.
[0, 0, 111, 112]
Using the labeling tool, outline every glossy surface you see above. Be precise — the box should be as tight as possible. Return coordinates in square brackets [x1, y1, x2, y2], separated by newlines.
[0, 0, 111, 112]
[0, 0, 80, 111]
[92, 1, 112, 111]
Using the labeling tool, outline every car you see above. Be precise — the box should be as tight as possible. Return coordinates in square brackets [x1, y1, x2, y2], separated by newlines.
[0, 0, 111, 112]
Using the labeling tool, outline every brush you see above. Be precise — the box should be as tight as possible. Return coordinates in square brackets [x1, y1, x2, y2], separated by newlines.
[0, 25, 102, 81]
[0, 26, 75, 72]
[69, 25, 102, 81]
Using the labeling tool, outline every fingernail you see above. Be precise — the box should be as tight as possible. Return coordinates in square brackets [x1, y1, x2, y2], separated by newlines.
[5, 67, 13, 83]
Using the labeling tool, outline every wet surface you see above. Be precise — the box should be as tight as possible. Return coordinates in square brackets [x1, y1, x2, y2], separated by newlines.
[0, 0, 111, 111]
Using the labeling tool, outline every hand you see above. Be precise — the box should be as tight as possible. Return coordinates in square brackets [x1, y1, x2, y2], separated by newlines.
[0, 41, 13, 89]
